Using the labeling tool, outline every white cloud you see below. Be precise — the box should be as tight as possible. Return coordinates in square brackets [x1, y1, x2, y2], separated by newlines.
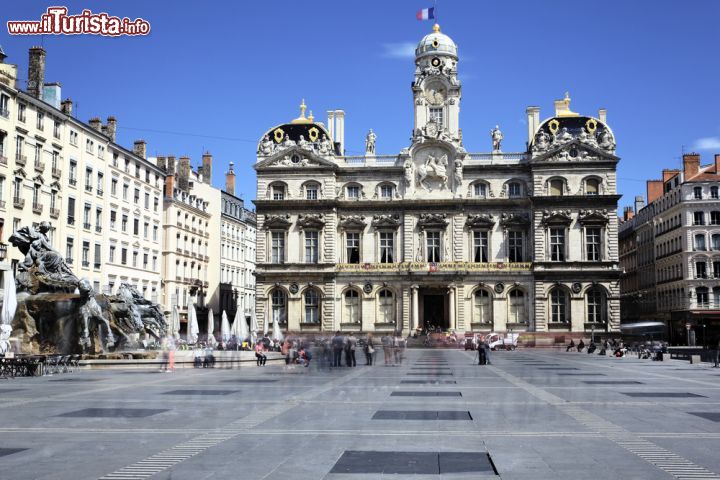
[694, 137, 720, 150]
[381, 42, 416, 59]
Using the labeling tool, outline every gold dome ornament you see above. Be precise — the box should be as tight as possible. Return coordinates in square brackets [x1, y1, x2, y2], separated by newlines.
[291, 99, 312, 124]
[308, 126, 319, 142]
[273, 128, 285, 143]
[433, 23, 440, 33]
[548, 119, 560, 135]
[585, 118, 598, 134]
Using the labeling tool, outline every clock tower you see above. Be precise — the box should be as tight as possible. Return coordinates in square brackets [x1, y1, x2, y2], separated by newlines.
[412, 24, 461, 140]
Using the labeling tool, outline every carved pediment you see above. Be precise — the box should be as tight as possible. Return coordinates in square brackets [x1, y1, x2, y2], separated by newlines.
[371, 214, 402, 229]
[263, 214, 292, 230]
[465, 214, 495, 229]
[339, 215, 367, 230]
[578, 209, 609, 225]
[49, 180, 61, 190]
[417, 213, 448, 230]
[500, 212, 530, 227]
[533, 139, 618, 163]
[14, 167, 27, 178]
[32, 174, 44, 185]
[541, 209, 573, 225]
[256, 147, 337, 170]
[297, 213, 325, 230]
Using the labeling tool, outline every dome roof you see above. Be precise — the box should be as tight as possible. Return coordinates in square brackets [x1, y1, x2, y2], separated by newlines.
[416, 24, 457, 60]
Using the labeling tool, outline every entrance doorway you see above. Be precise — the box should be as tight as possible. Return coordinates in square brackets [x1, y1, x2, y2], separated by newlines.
[422, 294, 447, 330]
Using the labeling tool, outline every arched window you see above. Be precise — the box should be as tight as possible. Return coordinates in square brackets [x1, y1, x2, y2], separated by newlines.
[269, 182, 286, 200]
[712, 234, 720, 251]
[344, 289, 360, 324]
[346, 183, 361, 199]
[377, 289, 395, 323]
[473, 289, 492, 324]
[271, 289, 287, 325]
[303, 289, 321, 324]
[549, 179, 564, 196]
[586, 178, 599, 195]
[508, 289, 526, 323]
[711, 211, 720, 225]
[304, 182, 320, 200]
[507, 181, 522, 198]
[379, 183, 394, 199]
[550, 287, 569, 323]
[473, 182, 487, 198]
[694, 234, 706, 251]
[586, 288, 605, 323]
[696, 287, 709, 307]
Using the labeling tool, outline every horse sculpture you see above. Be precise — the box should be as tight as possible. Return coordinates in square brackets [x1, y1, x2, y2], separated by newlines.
[77, 279, 115, 352]
[416, 154, 448, 191]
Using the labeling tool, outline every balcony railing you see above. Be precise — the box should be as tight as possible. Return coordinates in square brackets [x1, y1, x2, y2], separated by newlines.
[0, 155, 7, 166]
[50, 208, 60, 218]
[82, 260, 90, 268]
[69, 178, 77, 186]
[52, 167, 62, 179]
[95, 225, 102, 233]
[34, 161, 45, 172]
[32, 203, 43, 214]
[97, 189, 104, 196]
[67, 216, 75, 225]
[15, 154, 27, 166]
[0, 107, 9, 118]
[83, 222, 91, 230]
[85, 184, 93, 193]
[13, 197, 24, 209]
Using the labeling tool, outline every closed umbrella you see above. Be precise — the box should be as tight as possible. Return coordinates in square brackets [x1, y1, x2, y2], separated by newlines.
[272, 317, 284, 343]
[170, 305, 180, 339]
[187, 303, 199, 344]
[207, 308, 217, 346]
[220, 310, 231, 342]
[1, 269, 17, 325]
[249, 310, 259, 345]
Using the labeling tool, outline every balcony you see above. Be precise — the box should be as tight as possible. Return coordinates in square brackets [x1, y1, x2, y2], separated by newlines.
[83, 222, 91, 230]
[85, 184, 93, 193]
[52, 167, 62, 179]
[34, 161, 45, 173]
[15, 154, 27, 166]
[69, 178, 77, 187]
[82, 260, 89, 268]
[50, 208, 60, 219]
[95, 225, 102, 233]
[67, 216, 75, 226]
[32, 203, 43, 214]
[13, 197, 24, 209]
[0, 155, 7, 166]
[97, 189, 104, 196]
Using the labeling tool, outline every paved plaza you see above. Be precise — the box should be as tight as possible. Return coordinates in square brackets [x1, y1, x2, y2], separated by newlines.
[1, 350, 720, 479]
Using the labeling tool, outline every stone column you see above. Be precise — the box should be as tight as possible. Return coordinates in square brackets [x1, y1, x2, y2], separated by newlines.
[411, 285, 419, 332]
[448, 286, 456, 331]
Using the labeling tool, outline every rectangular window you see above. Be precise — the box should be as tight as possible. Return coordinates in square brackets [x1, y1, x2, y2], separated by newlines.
[110, 210, 117, 229]
[152, 255, 158, 271]
[694, 187, 702, 199]
[271, 232, 285, 263]
[94, 244, 101, 269]
[85, 168, 93, 192]
[95, 208, 102, 231]
[347, 186, 360, 199]
[143, 222, 149, 238]
[53, 120, 61, 139]
[134, 188, 140, 204]
[346, 232, 360, 263]
[306, 185, 318, 200]
[305, 231, 319, 263]
[550, 228, 565, 261]
[694, 211, 705, 225]
[380, 232, 394, 263]
[380, 185, 393, 199]
[585, 228, 601, 261]
[473, 231, 488, 263]
[111, 179, 117, 196]
[0, 94, 9, 118]
[695, 234, 706, 251]
[36, 111, 44, 131]
[133, 218, 139, 235]
[153, 196, 159, 212]
[714, 261, 720, 278]
[426, 231, 441, 262]
[508, 231, 524, 262]
[696, 261, 707, 279]
[69, 130, 78, 146]
[429, 107, 444, 126]
[508, 183, 522, 198]
[712, 187, 719, 199]
[96, 172, 103, 194]
[123, 183, 129, 200]
[272, 186, 284, 200]
[121, 215, 128, 232]
[143, 253, 149, 269]
[18, 103, 26, 122]
[153, 225, 158, 241]
[121, 248, 127, 265]
[68, 160, 77, 185]
[109, 245, 116, 263]
[132, 251, 138, 267]
[82, 241, 90, 267]
[67, 197, 76, 225]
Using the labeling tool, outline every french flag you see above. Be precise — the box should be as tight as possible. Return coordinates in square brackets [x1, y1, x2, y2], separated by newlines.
[416, 7, 435, 21]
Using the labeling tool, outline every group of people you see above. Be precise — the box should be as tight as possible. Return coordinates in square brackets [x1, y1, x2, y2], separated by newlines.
[566, 338, 627, 357]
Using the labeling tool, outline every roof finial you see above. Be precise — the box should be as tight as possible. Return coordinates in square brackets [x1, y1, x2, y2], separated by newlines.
[299, 99, 307, 119]
[433, 23, 440, 33]
[554, 91, 579, 117]
[308, 110, 314, 122]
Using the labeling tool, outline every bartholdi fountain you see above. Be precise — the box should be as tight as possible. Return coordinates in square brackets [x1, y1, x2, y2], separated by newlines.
[6, 222, 168, 355]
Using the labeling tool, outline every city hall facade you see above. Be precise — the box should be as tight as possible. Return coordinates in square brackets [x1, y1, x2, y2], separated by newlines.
[254, 25, 621, 335]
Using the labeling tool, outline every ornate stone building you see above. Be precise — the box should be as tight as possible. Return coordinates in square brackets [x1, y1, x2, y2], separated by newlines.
[254, 25, 621, 335]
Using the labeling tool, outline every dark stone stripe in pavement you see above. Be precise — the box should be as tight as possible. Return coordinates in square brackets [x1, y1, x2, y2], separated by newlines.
[57, 408, 169, 418]
[621, 392, 706, 398]
[330, 451, 494, 474]
[390, 391, 462, 397]
[0, 448, 28, 458]
[400, 380, 457, 384]
[688, 412, 720, 422]
[162, 390, 239, 395]
[372, 410, 472, 420]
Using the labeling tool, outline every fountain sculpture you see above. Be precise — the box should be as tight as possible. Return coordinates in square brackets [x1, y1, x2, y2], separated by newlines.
[7, 222, 168, 354]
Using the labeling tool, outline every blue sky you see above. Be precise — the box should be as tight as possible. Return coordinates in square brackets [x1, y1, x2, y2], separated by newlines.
[2, 1, 720, 210]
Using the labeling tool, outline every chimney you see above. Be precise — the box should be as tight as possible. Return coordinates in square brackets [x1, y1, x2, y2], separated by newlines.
[164, 156, 176, 197]
[683, 153, 700, 179]
[106, 116, 117, 142]
[526, 106, 540, 146]
[27, 46, 46, 99]
[133, 139, 146, 159]
[623, 206, 635, 222]
[334, 110, 345, 155]
[715, 154, 720, 174]
[634, 195, 645, 213]
[201, 151, 212, 184]
[177, 156, 191, 191]
[225, 162, 236, 196]
[42, 82, 61, 109]
[598, 108, 607, 124]
[662, 169, 680, 183]
[647, 180, 663, 203]
[327, 110, 336, 142]
[61, 98, 73, 116]
[89, 117, 102, 132]
[156, 155, 166, 172]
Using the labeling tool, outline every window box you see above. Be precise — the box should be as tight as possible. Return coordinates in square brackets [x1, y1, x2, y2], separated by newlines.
[69, 178, 77, 187]
[15, 154, 27, 166]
[32, 203, 43, 214]
[50, 208, 60, 219]
[0, 155, 8, 166]
[34, 161, 45, 172]
[52, 167, 61, 179]
[13, 197, 24, 209]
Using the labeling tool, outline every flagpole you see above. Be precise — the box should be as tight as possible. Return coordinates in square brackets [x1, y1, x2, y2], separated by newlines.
[434, 0, 438, 24]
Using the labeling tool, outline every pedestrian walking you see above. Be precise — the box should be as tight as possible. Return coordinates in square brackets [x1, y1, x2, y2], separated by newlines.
[346, 333, 357, 367]
[381, 333, 393, 365]
[566, 339, 575, 352]
[365, 333, 375, 365]
[483, 341, 492, 365]
[331, 331, 345, 367]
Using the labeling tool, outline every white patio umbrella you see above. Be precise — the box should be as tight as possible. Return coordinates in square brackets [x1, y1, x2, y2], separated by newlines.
[249, 310, 259, 345]
[1, 269, 17, 325]
[220, 310, 231, 342]
[206, 308, 217, 346]
[272, 317, 284, 343]
[170, 305, 180, 339]
[187, 303, 199, 344]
